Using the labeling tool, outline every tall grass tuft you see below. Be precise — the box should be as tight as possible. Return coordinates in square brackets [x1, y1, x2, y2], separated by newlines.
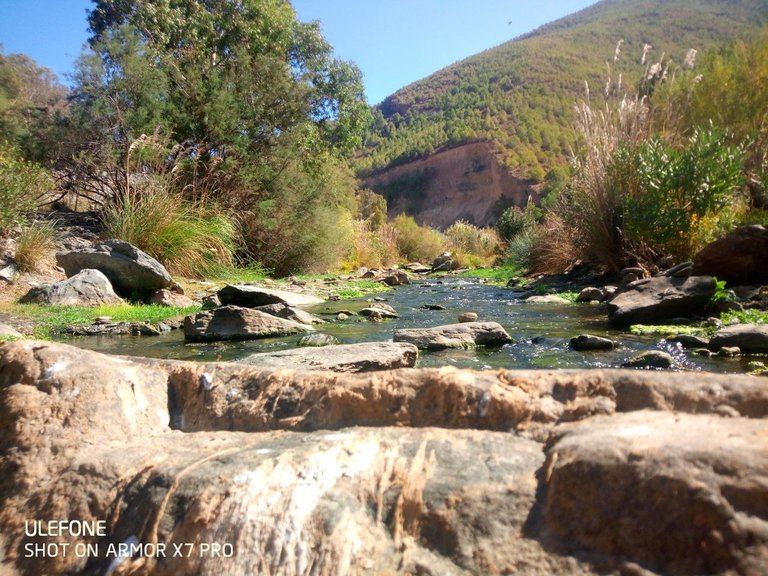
[392, 214, 446, 263]
[444, 220, 500, 267]
[102, 177, 237, 278]
[14, 219, 57, 273]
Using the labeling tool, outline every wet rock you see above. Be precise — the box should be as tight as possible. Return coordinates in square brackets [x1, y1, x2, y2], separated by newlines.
[255, 304, 325, 325]
[183, 305, 312, 342]
[218, 284, 325, 307]
[709, 324, 768, 355]
[718, 346, 741, 357]
[542, 411, 768, 575]
[149, 288, 197, 308]
[296, 333, 339, 347]
[621, 350, 676, 370]
[692, 224, 768, 284]
[575, 287, 605, 303]
[336, 312, 348, 321]
[607, 275, 716, 326]
[570, 334, 616, 351]
[19, 269, 124, 306]
[667, 334, 710, 348]
[620, 267, 646, 285]
[359, 303, 399, 318]
[394, 321, 512, 349]
[420, 303, 446, 310]
[662, 261, 693, 278]
[64, 321, 161, 336]
[239, 342, 418, 372]
[458, 312, 478, 323]
[525, 295, 570, 304]
[56, 239, 173, 297]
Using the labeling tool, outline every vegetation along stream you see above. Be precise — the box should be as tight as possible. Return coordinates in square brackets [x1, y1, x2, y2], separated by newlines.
[54, 277, 756, 374]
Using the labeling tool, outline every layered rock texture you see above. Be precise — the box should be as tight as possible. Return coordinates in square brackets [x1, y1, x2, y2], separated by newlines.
[2, 340, 768, 575]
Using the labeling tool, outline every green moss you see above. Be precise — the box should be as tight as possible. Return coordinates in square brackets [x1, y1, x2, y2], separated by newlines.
[629, 324, 710, 337]
[721, 309, 768, 325]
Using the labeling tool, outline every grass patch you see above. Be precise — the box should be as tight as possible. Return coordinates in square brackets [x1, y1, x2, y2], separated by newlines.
[721, 309, 768, 325]
[215, 264, 271, 284]
[11, 303, 201, 338]
[456, 263, 525, 285]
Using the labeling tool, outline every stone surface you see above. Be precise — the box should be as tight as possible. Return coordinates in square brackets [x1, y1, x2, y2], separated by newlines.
[709, 324, 768, 355]
[575, 287, 605, 303]
[607, 275, 716, 326]
[18, 268, 124, 306]
[667, 334, 710, 348]
[431, 252, 458, 272]
[296, 332, 339, 347]
[3, 340, 768, 576]
[149, 288, 197, 308]
[570, 334, 616, 351]
[525, 295, 571, 304]
[458, 312, 478, 323]
[394, 321, 512, 350]
[56, 239, 173, 297]
[0, 323, 22, 338]
[377, 269, 410, 286]
[692, 224, 768, 284]
[359, 303, 399, 318]
[218, 284, 325, 308]
[541, 411, 768, 575]
[621, 350, 676, 369]
[238, 342, 419, 372]
[183, 305, 312, 342]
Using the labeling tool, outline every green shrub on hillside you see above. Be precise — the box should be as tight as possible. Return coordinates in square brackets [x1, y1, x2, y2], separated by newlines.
[0, 146, 52, 233]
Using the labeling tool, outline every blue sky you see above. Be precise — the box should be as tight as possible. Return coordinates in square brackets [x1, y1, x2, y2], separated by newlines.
[0, 0, 598, 104]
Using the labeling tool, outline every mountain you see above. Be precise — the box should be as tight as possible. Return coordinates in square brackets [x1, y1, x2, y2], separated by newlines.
[355, 0, 768, 229]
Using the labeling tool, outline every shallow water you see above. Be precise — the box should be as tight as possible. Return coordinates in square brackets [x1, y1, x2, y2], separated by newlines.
[56, 277, 758, 374]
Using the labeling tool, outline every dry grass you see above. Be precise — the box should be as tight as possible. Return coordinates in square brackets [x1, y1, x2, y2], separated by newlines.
[14, 220, 57, 273]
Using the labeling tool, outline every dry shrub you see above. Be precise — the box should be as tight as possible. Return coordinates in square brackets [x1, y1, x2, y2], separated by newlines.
[392, 214, 446, 263]
[345, 219, 399, 270]
[14, 219, 57, 273]
[528, 214, 579, 274]
[444, 221, 500, 267]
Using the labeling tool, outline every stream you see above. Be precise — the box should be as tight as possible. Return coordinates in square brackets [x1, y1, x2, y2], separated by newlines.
[56, 277, 757, 374]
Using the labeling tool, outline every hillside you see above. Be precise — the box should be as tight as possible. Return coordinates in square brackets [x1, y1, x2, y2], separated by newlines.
[355, 0, 768, 227]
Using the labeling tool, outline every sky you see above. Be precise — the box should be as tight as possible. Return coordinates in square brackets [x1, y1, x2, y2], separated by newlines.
[0, 0, 598, 105]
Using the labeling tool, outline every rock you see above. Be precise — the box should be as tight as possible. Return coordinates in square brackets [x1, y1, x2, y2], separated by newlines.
[420, 303, 446, 310]
[336, 312, 348, 321]
[377, 269, 410, 286]
[5, 340, 768, 576]
[709, 324, 768, 354]
[718, 346, 741, 357]
[183, 305, 312, 342]
[296, 333, 339, 347]
[542, 411, 768, 575]
[56, 239, 173, 297]
[239, 342, 419, 372]
[0, 323, 22, 338]
[667, 334, 710, 348]
[254, 304, 325, 325]
[0, 262, 19, 282]
[620, 267, 646, 285]
[692, 224, 768, 284]
[662, 261, 694, 278]
[359, 303, 399, 318]
[570, 334, 616, 351]
[458, 312, 478, 323]
[575, 287, 605, 303]
[218, 284, 325, 308]
[64, 321, 161, 336]
[201, 294, 220, 308]
[621, 350, 676, 370]
[394, 322, 512, 350]
[607, 275, 716, 326]
[525, 295, 571, 304]
[403, 262, 432, 273]
[18, 269, 124, 306]
[431, 252, 458, 272]
[149, 288, 197, 308]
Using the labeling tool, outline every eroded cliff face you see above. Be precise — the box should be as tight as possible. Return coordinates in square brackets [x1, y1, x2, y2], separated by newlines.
[362, 141, 537, 229]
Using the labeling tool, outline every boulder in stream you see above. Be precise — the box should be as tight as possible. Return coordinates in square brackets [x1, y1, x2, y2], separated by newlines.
[607, 275, 716, 326]
[709, 324, 768, 355]
[394, 321, 512, 349]
[218, 284, 325, 307]
[183, 305, 312, 342]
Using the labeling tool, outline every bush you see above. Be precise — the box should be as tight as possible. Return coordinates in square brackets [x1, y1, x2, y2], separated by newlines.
[444, 221, 500, 267]
[345, 219, 399, 270]
[14, 219, 57, 273]
[391, 214, 446, 263]
[495, 206, 536, 243]
[0, 146, 52, 233]
[102, 178, 237, 278]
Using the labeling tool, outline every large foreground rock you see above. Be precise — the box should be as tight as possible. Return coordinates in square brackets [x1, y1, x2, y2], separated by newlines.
[692, 224, 768, 284]
[57, 239, 173, 297]
[18, 268, 124, 306]
[607, 275, 716, 326]
[709, 323, 768, 354]
[542, 411, 768, 574]
[3, 340, 768, 576]
[218, 284, 324, 307]
[394, 321, 512, 349]
[183, 305, 311, 342]
[238, 342, 418, 372]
